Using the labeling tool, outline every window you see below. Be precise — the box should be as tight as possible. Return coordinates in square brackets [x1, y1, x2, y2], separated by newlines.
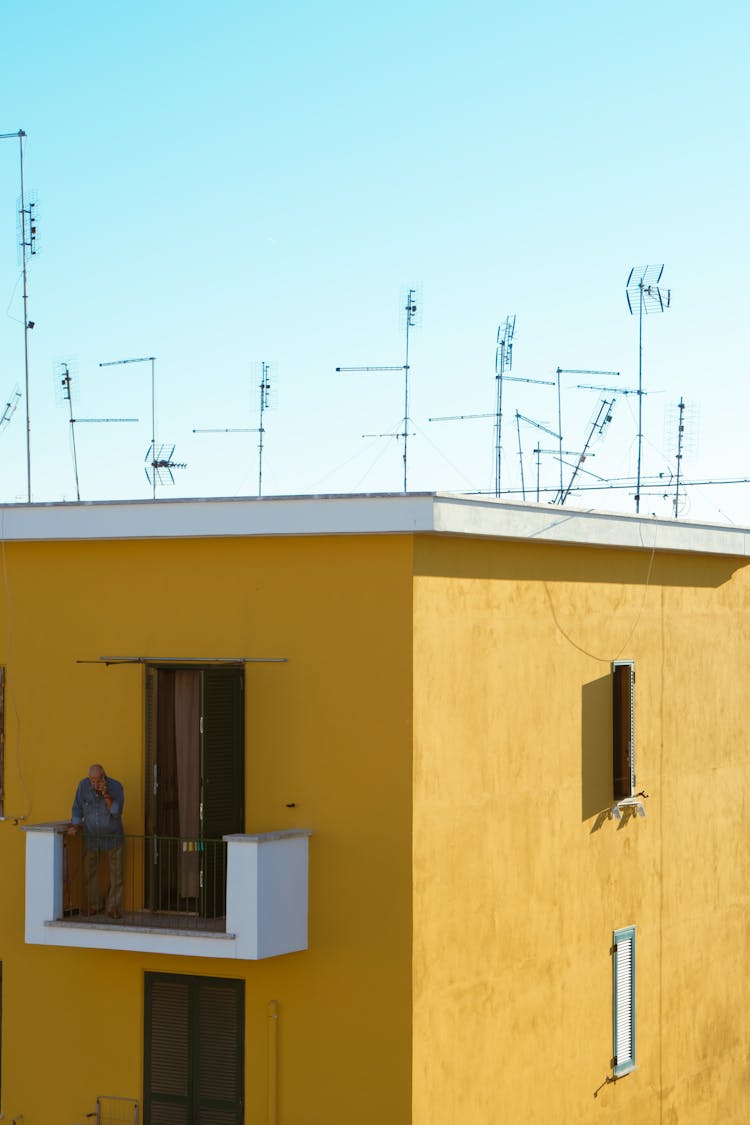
[612, 661, 635, 800]
[144, 972, 244, 1124]
[145, 665, 244, 917]
[612, 926, 636, 1076]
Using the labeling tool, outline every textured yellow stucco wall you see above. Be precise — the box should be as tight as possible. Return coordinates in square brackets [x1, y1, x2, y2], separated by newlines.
[0, 533, 413, 1125]
[412, 536, 750, 1124]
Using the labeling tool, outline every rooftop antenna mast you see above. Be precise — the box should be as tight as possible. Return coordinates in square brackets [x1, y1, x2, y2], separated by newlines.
[193, 361, 274, 496]
[429, 319, 554, 495]
[99, 355, 161, 498]
[514, 411, 561, 501]
[626, 264, 671, 513]
[336, 287, 419, 492]
[668, 397, 697, 518]
[553, 369, 619, 503]
[558, 397, 616, 505]
[1, 130, 33, 501]
[494, 315, 515, 496]
[58, 363, 138, 500]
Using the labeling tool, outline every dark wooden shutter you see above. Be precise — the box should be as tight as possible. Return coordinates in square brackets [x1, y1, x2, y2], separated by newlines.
[145, 973, 244, 1125]
[145, 666, 158, 837]
[201, 668, 244, 839]
[201, 668, 243, 918]
[612, 661, 635, 799]
[144, 975, 191, 1125]
[196, 979, 245, 1125]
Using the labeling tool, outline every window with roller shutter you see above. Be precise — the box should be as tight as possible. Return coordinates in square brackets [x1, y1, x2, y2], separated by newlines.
[144, 972, 244, 1125]
[612, 926, 636, 1077]
[612, 661, 635, 800]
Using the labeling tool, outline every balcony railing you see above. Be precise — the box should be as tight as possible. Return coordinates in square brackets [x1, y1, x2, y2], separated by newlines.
[24, 822, 311, 960]
[61, 833, 228, 932]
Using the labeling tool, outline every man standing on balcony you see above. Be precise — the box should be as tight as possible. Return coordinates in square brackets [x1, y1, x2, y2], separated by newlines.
[67, 764, 125, 920]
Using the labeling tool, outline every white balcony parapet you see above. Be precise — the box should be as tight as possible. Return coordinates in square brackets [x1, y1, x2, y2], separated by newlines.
[23, 823, 312, 960]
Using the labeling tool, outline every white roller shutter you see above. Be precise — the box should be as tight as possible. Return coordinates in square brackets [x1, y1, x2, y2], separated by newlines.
[613, 926, 636, 1075]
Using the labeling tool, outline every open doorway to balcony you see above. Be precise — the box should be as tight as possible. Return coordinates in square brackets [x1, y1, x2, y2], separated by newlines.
[145, 665, 244, 919]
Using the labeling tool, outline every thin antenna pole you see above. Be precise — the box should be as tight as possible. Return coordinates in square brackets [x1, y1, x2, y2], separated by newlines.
[150, 357, 156, 500]
[626, 265, 670, 515]
[258, 361, 270, 496]
[515, 412, 526, 500]
[494, 316, 516, 497]
[636, 283, 644, 513]
[60, 364, 81, 501]
[99, 355, 158, 498]
[402, 290, 416, 492]
[18, 132, 31, 502]
[556, 368, 563, 500]
[674, 396, 685, 518]
[1, 130, 31, 500]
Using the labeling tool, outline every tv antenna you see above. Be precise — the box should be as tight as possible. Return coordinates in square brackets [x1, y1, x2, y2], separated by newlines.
[429, 318, 554, 496]
[57, 362, 138, 500]
[1, 129, 33, 501]
[626, 264, 671, 513]
[0, 384, 21, 432]
[99, 355, 159, 498]
[514, 411, 561, 501]
[145, 443, 187, 489]
[193, 361, 274, 496]
[553, 369, 619, 503]
[494, 316, 515, 496]
[558, 397, 615, 504]
[336, 287, 419, 492]
[666, 397, 697, 518]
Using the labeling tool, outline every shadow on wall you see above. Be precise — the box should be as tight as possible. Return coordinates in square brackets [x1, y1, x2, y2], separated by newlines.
[413, 535, 744, 590]
[581, 674, 613, 824]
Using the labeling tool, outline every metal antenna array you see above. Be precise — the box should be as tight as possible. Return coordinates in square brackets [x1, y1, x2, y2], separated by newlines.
[58, 363, 138, 500]
[494, 316, 515, 496]
[0, 129, 33, 501]
[429, 318, 554, 496]
[514, 412, 561, 501]
[553, 369, 619, 502]
[194, 361, 274, 496]
[99, 356, 167, 499]
[0, 385, 21, 432]
[626, 264, 671, 513]
[558, 398, 615, 504]
[336, 288, 418, 493]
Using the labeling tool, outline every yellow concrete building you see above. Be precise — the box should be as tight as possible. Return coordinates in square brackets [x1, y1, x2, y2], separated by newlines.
[0, 492, 748, 1123]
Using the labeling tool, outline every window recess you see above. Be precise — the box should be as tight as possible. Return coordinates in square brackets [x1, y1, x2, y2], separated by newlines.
[611, 661, 647, 818]
[612, 926, 636, 1077]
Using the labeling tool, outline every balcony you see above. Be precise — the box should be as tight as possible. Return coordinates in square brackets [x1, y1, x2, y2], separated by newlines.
[24, 824, 311, 960]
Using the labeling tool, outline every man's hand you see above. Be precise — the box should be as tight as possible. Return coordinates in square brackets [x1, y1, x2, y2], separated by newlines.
[66, 824, 81, 837]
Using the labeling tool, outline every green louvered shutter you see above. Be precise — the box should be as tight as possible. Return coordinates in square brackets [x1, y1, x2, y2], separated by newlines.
[201, 668, 244, 916]
[145, 974, 191, 1125]
[612, 926, 636, 1076]
[196, 978, 245, 1124]
[145, 973, 244, 1125]
[612, 661, 635, 799]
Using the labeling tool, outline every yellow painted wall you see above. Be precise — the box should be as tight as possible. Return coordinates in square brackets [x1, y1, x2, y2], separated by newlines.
[0, 533, 414, 1125]
[412, 536, 750, 1124]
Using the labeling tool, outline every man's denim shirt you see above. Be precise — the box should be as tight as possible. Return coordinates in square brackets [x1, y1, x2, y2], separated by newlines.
[71, 777, 125, 850]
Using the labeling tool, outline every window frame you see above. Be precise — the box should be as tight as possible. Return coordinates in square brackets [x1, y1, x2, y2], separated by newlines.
[612, 660, 635, 800]
[612, 925, 636, 1077]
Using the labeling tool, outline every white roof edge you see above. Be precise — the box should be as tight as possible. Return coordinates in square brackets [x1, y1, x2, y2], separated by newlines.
[0, 492, 746, 557]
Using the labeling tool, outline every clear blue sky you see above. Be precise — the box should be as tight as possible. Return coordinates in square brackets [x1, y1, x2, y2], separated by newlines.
[0, 1, 747, 522]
